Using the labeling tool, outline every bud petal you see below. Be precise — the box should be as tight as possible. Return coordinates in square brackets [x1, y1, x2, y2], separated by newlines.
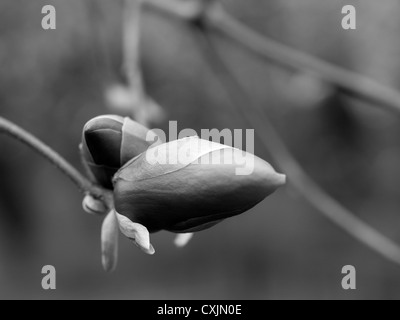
[82, 194, 107, 215]
[101, 210, 119, 272]
[116, 212, 155, 255]
[174, 233, 194, 248]
[80, 115, 162, 188]
[113, 137, 286, 233]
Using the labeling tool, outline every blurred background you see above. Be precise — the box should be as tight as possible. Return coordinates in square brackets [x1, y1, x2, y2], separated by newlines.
[1, 0, 400, 299]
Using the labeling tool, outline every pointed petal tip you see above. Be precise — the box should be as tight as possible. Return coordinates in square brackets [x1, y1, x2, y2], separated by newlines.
[275, 173, 287, 187]
[116, 212, 155, 255]
[133, 240, 155, 255]
[147, 244, 156, 255]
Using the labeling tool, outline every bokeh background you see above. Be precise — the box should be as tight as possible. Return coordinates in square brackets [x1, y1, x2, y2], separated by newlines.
[1, 0, 400, 299]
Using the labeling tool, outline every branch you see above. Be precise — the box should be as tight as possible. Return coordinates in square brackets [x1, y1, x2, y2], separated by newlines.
[194, 27, 400, 266]
[85, 0, 116, 83]
[122, 0, 166, 126]
[123, 0, 145, 97]
[144, 0, 205, 20]
[145, 0, 400, 115]
[0, 116, 110, 204]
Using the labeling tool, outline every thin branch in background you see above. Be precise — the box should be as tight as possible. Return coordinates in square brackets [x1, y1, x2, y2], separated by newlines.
[144, 0, 206, 20]
[118, 0, 165, 126]
[193, 27, 400, 267]
[123, 0, 145, 98]
[146, 0, 400, 115]
[0, 116, 111, 206]
[85, 0, 117, 85]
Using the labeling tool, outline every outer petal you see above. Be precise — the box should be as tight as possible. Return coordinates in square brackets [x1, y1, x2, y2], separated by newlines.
[80, 115, 162, 188]
[101, 210, 119, 272]
[82, 194, 108, 215]
[116, 212, 155, 255]
[113, 137, 286, 233]
[174, 233, 194, 248]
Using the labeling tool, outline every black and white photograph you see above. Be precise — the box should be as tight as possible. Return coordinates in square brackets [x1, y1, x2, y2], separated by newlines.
[0, 0, 399, 304]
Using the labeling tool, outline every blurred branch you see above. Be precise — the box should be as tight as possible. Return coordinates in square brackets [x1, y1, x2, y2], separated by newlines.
[122, 0, 165, 125]
[0, 117, 111, 206]
[193, 27, 400, 266]
[85, 0, 116, 84]
[146, 0, 400, 115]
[123, 0, 145, 97]
[145, 0, 206, 20]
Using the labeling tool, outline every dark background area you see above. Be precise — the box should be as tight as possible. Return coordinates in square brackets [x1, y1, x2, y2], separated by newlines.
[1, 0, 400, 299]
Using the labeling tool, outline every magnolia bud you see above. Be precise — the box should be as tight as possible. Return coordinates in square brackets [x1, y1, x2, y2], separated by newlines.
[113, 137, 286, 233]
[80, 115, 162, 189]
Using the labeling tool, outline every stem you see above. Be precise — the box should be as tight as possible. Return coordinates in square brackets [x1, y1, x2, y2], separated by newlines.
[0, 116, 108, 202]
[144, 0, 206, 20]
[195, 28, 400, 266]
[85, 0, 116, 84]
[123, 0, 163, 127]
[123, 0, 145, 97]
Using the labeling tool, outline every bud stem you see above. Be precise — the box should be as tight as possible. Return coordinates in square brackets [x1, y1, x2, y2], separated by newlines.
[0, 116, 112, 208]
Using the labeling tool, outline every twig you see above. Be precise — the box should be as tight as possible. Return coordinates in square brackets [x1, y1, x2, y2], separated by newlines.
[85, 0, 117, 84]
[0, 116, 110, 204]
[123, 0, 145, 97]
[145, 0, 400, 115]
[121, 0, 166, 126]
[194, 27, 400, 266]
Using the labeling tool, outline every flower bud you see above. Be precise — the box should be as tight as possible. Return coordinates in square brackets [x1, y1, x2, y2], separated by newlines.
[80, 115, 162, 189]
[113, 136, 286, 233]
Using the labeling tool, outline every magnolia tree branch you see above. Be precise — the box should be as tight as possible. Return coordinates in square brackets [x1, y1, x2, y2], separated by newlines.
[145, 0, 400, 115]
[123, 0, 145, 97]
[123, 0, 165, 126]
[144, 0, 205, 20]
[194, 28, 400, 266]
[0, 116, 111, 206]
